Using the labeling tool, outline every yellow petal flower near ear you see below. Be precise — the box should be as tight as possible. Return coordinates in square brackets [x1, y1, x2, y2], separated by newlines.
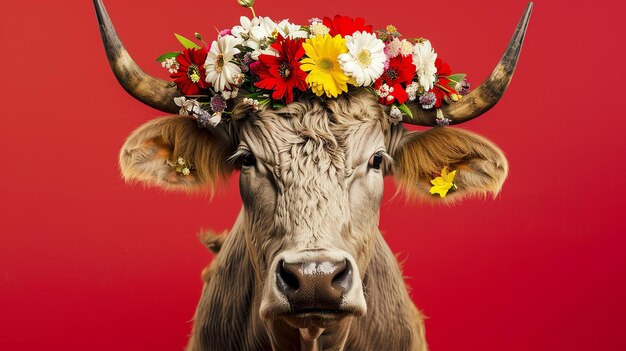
[429, 166, 457, 198]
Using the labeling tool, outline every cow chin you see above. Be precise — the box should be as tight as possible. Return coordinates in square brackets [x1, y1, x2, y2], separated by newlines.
[259, 249, 367, 330]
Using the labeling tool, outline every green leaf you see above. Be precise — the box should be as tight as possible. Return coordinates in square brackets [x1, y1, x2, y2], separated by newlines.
[445, 73, 466, 84]
[155, 52, 181, 62]
[272, 101, 286, 110]
[397, 103, 413, 118]
[174, 33, 200, 49]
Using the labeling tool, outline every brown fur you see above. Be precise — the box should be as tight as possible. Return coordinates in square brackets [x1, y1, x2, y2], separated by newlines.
[186, 212, 427, 351]
[392, 126, 508, 203]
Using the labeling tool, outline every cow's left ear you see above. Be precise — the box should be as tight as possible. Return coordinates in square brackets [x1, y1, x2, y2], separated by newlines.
[390, 126, 508, 202]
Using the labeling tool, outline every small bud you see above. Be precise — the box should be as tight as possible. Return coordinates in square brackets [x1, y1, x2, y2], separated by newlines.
[194, 32, 203, 41]
[237, 0, 254, 8]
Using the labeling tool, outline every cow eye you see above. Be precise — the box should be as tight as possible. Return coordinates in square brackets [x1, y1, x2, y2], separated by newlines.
[241, 152, 256, 168]
[368, 152, 384, 170]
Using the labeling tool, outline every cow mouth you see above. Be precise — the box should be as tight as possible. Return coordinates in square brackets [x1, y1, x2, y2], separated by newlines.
[281, 308, 352, 328]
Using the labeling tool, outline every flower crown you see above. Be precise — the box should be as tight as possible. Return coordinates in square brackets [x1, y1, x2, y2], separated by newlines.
[157, 0, 470, 127]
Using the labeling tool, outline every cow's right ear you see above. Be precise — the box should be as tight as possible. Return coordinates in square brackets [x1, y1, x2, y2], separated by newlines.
[119, 116, 234, 192]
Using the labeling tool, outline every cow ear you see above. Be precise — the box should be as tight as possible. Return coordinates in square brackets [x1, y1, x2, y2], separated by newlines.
[392, 127, 508, 202]
[119, 116, 234, 193]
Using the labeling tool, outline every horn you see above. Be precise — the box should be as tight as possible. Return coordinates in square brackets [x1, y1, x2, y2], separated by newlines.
[93, 0, 181, 114]
[402, 2, 533, 126]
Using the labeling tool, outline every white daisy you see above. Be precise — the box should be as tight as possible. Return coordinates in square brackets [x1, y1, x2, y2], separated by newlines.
[412, 40, 438, 91]
[338, 31, 386, 86]
[204, 35, 244, 92]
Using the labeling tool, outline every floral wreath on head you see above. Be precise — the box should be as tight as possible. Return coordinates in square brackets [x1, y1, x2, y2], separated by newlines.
[158, 0, 470, 128]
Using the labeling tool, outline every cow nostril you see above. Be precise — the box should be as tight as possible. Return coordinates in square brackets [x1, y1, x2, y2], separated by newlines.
[277, 260, 300, 291]
[331, 259, 352, 292]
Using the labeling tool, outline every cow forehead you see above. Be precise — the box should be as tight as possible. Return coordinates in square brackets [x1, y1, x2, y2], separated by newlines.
[236, 93, 389, 175]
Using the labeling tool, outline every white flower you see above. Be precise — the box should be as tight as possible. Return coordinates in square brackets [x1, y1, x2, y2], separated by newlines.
[174, 96, 200, 115]
[161, 57, 179, 74]
[405, 81, 420, 101]
[376, 83, 394, 99]
[412, 40, 437, 91]
[243, 97, 260, 110]
[177, 157, 186, 166]
[231, 16, 278, 59]
[389, 106, 403, 124]
[181, 167, 191, 176]
[309, 22, 330, 37]
[277, 19, 308, 39]
[209, 112, 222, 127]
[338, 32, 386, 86]
[400, 40, 414, 57]
[233, 74, 245, 86]
[204, 35, 244, 92]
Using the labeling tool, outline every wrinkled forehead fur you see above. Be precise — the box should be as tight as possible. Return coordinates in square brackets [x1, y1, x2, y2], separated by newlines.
[233, 90, 390, 176]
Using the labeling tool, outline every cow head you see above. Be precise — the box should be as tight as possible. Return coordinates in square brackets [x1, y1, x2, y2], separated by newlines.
[95, 0, 531, 346]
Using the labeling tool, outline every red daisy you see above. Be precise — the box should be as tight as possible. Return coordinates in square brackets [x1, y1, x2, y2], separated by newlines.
[170, 47, 210, 95]
[374, 55, 416, 105]
[431, 58, 454, 108]
[252, 35, 308, 104]
[322, 15, 373, 37]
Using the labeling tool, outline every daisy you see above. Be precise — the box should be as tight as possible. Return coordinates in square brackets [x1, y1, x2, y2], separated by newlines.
[252, 35, 308, 103]
[300, 34, 350, 98]
[204, 35, 244, 92]
[170, 47, 209, 95]
[338, 31, 386, 86]
[412, 40, 437, 91]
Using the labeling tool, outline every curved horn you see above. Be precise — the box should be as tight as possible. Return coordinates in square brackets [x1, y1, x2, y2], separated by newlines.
[93, 0, 181, 114]
[403, 2, 533, 126]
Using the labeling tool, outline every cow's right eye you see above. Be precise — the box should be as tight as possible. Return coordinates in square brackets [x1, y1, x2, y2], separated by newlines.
[241, 152, 256, 167]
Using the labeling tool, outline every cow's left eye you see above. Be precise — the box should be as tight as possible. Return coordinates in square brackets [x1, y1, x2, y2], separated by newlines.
[368, 152, 384, 170]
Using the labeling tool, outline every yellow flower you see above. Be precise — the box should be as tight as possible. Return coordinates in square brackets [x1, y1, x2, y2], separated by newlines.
[300, 34, 349, 98]
[429, 166, 457, 198]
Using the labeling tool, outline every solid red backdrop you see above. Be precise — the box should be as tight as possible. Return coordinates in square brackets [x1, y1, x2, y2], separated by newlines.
[1, 0, 625, 350]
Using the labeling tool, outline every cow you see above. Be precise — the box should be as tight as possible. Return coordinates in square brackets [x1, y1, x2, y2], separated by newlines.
[93, 1, 532, 350]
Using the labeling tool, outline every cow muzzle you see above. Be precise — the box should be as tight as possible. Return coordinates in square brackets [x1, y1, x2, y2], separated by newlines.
[260, 250, 367, 328]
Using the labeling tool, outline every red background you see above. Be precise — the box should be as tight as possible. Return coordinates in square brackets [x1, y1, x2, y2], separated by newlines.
[1, 0, 625, 350]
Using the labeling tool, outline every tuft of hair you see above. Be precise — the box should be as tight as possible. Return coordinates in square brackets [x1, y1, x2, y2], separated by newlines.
[119, 116, 233, 193]
[393, 127, 508, 203]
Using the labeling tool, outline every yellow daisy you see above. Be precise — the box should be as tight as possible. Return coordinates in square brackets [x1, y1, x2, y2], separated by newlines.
[300, 34, 349, 98]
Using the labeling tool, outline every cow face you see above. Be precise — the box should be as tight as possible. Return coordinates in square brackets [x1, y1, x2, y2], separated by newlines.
[234, 93, 388, 325]
[118, 89, 508, 334]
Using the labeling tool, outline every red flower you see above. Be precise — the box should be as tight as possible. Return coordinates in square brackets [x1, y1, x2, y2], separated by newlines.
[170, 47, 210, 95]
[374, 55, 416, 105]
[252, 35, 308, 104]
[431, 58, 454, 108]
[322, 15, 373, 37]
